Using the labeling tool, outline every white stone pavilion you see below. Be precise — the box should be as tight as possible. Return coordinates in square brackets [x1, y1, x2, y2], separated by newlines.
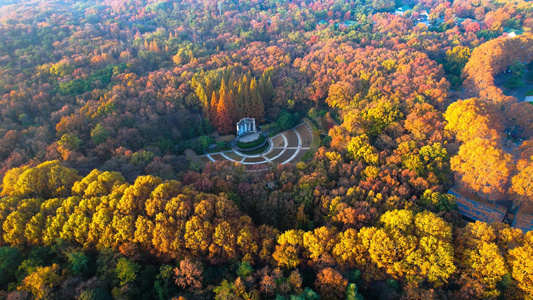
[236, 117, 256, 137]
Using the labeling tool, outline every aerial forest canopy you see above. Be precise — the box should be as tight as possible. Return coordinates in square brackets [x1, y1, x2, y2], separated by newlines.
[0, 0, 532, 299]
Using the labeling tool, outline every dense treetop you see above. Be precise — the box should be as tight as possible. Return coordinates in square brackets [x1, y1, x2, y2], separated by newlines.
[0, 0, 532, 299]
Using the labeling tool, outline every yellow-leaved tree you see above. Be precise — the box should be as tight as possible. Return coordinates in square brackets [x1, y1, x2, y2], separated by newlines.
[454, 222, 508, 299]
[208, 221, 237, 264]
[507, 231, 533, 298]
[1, 160, 81, 199]
[510, 158, 533, 205]
[444, 98, 504, 143]
[332, 228, 366, 269]
[451, 138, 513, 200]
[19, 264, 62, 299]
[273, 229, 304, 269]
[367, 209, 456, 286]
[303, 226, 338, 263]
[347, 134, 379, 165]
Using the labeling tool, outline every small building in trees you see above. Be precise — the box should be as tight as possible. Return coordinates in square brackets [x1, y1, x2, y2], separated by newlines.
[448, 188, 507, 223]
[512, 210, 533, 232]
[449, 188, 533, 232]
[394, 5, 411, 16]
[503, 28, 523, 38]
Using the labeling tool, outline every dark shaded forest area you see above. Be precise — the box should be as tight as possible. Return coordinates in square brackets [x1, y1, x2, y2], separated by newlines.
[0, 0, 532, 299]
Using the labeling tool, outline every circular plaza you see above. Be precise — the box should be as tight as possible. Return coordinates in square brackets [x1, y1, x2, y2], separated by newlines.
[198, 122, 314, 169]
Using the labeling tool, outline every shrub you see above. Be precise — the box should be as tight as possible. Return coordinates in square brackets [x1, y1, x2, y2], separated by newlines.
[236, 135, 266, 149]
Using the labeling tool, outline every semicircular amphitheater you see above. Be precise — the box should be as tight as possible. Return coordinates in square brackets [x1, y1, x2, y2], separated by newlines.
[198, 123, 313, 170]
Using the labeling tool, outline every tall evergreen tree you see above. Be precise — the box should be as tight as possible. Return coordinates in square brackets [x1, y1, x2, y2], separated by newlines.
[241, 79, 252, 117]
[196, 85, 208, 116]
[217, 89, 235, 134]
[265, 76, 274, 103]
[235, 83, 246, 121]
[204, 77, 213, 100]
[258, 75, 266, 101]
[210, 91, 218, 127]
[250, 78, 265, 121]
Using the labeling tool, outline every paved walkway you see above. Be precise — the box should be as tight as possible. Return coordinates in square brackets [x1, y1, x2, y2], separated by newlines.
[198, 123, 313, 167]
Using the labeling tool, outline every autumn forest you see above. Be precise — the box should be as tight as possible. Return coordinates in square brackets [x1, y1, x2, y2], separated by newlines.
[0, 0, 532, 299]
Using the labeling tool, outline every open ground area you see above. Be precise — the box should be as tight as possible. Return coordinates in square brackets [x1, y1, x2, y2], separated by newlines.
[494, 70, 533, 101]
[199, 123, 313, 169]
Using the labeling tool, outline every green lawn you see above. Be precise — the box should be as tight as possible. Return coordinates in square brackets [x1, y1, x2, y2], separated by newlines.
[236, 135, 266, 149]
[238, 142, 269, 155]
